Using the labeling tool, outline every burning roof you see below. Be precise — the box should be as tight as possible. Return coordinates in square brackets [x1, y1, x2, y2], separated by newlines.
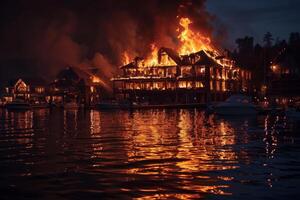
[119, 16, 231, 69]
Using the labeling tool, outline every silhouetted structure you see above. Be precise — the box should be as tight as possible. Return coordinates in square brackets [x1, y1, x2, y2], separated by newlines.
[49, 67, 103, 106]
[233, 32, 300, 99]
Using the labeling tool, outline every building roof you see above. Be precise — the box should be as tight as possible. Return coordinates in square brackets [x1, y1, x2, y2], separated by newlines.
[120, 62, 137, 69]
[194, 50, 223, 67]
[56, 67, 80, 81]
[158, 47, 182, 65]
[119, 48, 225, 69]
[8, 77, 47, 87]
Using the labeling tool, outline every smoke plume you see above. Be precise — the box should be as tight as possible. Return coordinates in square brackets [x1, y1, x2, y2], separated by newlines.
[0, 0, 219, 86]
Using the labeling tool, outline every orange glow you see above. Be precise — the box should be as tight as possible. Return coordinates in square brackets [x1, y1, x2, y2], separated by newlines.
[91, 76, 101, 83]
[121, 17, 217, 68]
[177, 17, 213, 55]
[271, 65, 279, 72]
[144, 43, 159, 66]
[144, 43, 177, 66]
[122, 51, 131, 65]
[90, 75, 112, 91]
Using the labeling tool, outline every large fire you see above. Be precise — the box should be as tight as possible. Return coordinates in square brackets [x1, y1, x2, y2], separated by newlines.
[91, 75, 101, 83]
[177, 17, 213, 55]
[144, 43, 159, 66]
[121, 17, 217, 67]
[122, 51, 131, 66]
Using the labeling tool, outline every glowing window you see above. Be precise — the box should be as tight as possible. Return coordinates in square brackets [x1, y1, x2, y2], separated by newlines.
[15, 80, 28, 92]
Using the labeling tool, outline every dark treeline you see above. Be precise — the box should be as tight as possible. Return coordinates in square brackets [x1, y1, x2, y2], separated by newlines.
[231, 32, 300, 89]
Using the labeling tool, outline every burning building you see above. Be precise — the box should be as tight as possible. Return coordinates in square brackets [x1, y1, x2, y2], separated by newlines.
[49, 67, 105, 106]
[112, 18, 252, 105]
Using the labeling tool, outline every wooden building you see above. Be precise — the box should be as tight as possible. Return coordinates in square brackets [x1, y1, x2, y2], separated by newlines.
[2, 78, 47, 104]
[268, 49, 300, 105]
[112, 48, 252, 104]
[49, 67, 103, 106]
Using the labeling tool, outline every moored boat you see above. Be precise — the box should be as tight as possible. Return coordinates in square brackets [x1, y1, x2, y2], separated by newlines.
[214, 95, 258, 115]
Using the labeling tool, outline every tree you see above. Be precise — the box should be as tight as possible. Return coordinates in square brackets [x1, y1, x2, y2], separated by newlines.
[289, 32, 300, 46]
[235, 36, 254, 54]
[263, 32, 274, 48]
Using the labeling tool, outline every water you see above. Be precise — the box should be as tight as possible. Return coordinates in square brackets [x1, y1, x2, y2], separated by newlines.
[0, 108, 300, 199]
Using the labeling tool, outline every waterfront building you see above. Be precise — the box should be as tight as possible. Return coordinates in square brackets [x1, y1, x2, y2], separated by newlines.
[269, 48, 300, 105]
[112, 48, 252, 104]
[1, 78, 47, 104]
[49, 67, 103, 106]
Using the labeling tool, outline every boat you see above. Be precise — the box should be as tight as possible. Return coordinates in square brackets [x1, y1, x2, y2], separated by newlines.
[214, 95, 258, 115]
[286, 107, 300, 119]
[63, 102, 79, 110]
[6, 100, 31, 111]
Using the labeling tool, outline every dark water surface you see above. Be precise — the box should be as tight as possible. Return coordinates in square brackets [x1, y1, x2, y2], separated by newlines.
[0, 108, 300, 199]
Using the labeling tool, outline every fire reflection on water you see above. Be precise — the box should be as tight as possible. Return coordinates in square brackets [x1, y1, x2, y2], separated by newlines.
[1, 109, 296, 199]
[87, 109, 240, 198]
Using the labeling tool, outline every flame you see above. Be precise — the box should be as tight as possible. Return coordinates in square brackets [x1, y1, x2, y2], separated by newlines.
[91, 75, 101, 83]
[122, 51, 131, 65]
[144, 43, 159, 66]
[177, 17, 212, 55]
[121, 17, 216, 67]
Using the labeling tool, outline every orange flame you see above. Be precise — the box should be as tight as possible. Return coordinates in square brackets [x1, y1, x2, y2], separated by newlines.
[91, 75, 101, 83]
[122, 51, 131, 65]
[177, 17, 212, 55]
[121, 17, 216, 67]
[144, 43, 159, 66]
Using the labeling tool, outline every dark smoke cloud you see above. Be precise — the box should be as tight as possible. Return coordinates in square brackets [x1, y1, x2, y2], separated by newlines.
[0, 0, 217, 86]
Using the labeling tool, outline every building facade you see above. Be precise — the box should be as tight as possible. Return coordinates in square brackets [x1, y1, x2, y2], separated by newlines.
[112, 49, 252, 104]
[268, 49, 300, 105]
[2, 78, 47, 104]
[49, 67, 103, 106]
[0, 67, 106, 107]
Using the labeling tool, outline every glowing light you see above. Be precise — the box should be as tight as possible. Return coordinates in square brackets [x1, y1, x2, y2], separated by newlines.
[270, 65, 279, 72]
[91, 76, 101, 83]
[122, 51, 131, 65]
[121, 17, 217, 68]
[177, 17, 213, 55]
[144, 43, 159, 66]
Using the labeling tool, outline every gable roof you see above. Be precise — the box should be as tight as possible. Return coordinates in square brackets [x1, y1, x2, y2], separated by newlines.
[158, 47, 182, 65]
[194, 50, 223, 67]
[56, 67, 80, 81]
[8, 77, 47, 87]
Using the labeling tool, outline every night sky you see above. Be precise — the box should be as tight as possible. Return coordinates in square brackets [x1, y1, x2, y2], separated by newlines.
[207, 0, 300, 48]
[0, 0, 299, 87]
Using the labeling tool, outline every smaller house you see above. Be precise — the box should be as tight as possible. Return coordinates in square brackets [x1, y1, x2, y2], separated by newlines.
[268, 48, 300, 105]
[2, 78, 47, 104]
[49, 67, 104, 106]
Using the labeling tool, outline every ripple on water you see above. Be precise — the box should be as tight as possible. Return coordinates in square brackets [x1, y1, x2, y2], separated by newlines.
[0, 108, 300, 199]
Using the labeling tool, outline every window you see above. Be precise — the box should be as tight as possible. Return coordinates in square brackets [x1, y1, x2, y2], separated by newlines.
[196, 67, 205, 77]
[179, 81, 187, 88]
[195, 82, 204, 88]
[15, 80, 28, 93]
[35, 87, 45, 93]
[90, 86, 95, 93]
